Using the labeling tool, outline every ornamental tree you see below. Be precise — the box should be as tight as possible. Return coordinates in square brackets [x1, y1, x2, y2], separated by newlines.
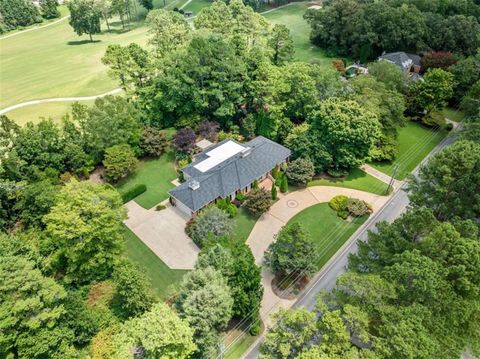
[140, 127, 168, 157]
[245, 188, 273, 216]
[43, 179, 126, 284]
[421, 51, 457, 71]
[103, 144, 138, 183]
[188, 207, 233, 246]
[113, 303, 196, 359]
[285, 158, 315, 185]
[264, 223, 317, 277]
[173, 128, 196, 153]
[197, 120, 220, 142]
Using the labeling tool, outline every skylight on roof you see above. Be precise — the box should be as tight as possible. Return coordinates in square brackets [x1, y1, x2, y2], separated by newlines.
[194, 140, 245, 173]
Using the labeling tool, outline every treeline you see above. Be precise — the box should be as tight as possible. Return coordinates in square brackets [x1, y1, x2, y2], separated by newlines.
[304, 0, 480, 59]
[259, 134, 480, 358]
[0, 0, 60, 33]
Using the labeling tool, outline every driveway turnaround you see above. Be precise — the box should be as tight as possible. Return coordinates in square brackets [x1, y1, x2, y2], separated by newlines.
[124, 200, 199, 270]
[246, 186, 389, 322]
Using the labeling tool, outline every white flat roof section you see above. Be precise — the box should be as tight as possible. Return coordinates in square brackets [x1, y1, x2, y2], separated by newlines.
[194, 140, 245, 173]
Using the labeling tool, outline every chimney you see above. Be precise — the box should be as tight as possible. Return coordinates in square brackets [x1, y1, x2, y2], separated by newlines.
[188, 180, 200, 191]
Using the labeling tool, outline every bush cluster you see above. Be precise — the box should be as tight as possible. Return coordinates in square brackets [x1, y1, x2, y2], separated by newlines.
[329, 195, 372, 219]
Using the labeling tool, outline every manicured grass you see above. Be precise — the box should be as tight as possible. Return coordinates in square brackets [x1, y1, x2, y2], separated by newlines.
[123, 225, 187, 300]
[231, 207, 259, 242]
[442, 107, 465, 123]
[5, 100, 95, 126]
[224, 330, 257, 359]
[263, 2, 346, 64]
[0, 16, 149, 111]
[183, 0, 212, 14]
[370, 121, 448, 180]
[288, 203, 367, 268]
[308, 168, 389, 196]
[116, 152, 178, 209]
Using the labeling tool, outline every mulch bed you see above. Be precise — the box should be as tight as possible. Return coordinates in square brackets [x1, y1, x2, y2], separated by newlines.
[271, 273, 310, 300]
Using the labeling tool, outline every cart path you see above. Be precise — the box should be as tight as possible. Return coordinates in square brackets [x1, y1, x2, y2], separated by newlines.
[0, 15, 70, 40]
[0, 88, 123, 115]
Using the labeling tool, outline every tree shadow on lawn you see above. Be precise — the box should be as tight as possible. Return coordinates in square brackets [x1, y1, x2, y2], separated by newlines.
[67, 39, 101, 45]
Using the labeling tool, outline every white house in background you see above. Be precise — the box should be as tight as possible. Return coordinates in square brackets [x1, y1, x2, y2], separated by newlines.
[169, 136, 291, 216]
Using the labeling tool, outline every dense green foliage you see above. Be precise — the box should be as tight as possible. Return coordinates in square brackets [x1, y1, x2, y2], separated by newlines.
[67, 0, 102, 41]
[0, 0, 42, 33]
[103, 144, 139, 182]
[244, 188, 273, 216]
[120, 183, 147, 203]
[265, 223, 317, 278]
[187, 207, 234, 246]
[285, 158, 315, 185]
[305, 0, 480, 59]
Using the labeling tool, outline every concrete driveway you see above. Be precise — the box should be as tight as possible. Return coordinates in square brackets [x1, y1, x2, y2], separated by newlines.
[246, 186, 389, 322]
[124, 201, 199, 270]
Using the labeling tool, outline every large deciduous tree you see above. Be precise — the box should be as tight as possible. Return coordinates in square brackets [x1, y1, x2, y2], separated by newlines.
[67, 0, 101, 41]
[268, 24, 294, 66]
[407, 140, 480, 222]
[113, 302, 196, 359]
[0, 255, 74, 358]
[146, 9, 192, 58]
[139, 126, 168, 157]
[43, 179, 126, 284]
[308, 98, 381, 172]
[175, 267, 233, 357]
[285, 157, 315, 185]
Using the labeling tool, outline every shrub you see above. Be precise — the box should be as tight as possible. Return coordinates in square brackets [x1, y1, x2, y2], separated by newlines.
[422, 111, 446, 127]
[332, 58, 346, 73]
[271, 182, 277, 200]
[446, 123, 454, 131]
[285, 158, 315, 185]
[280, 176, 288, 193]
[216, 198, 238, 218]
[252, 179, 259, 189]
[188, 207, 234, 246]
[245, 188, 273, 216]
[275, 173, 284, 187]
[329, 195, 348, 212]
[346, 198, 371, 217]
[155, 204, 166, 211]
[327, 168, 348, 178]
[235, 192, 246, 203]
[272, 165, 279, 180]
[338, 210, 349, 219]
[121, 184, 146, 203]
[103, 144, 138, 183]
[197, 120, 220, 142]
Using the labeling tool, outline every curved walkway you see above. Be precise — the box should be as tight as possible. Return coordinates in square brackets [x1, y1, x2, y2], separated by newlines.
[246, 186, 389, 322]
[0, 15, 70, 40]
[0, 88, 123, 115]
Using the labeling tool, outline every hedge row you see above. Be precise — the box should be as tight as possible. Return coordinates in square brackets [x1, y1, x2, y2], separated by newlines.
[121, 184, 147, 203]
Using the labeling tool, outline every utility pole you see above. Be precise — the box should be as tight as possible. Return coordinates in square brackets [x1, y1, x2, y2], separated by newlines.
[386, 164, 399, 195]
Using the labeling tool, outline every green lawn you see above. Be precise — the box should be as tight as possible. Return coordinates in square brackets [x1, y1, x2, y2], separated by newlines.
[231, 207, 259, 242]
[5, 100, 95, 126]
[123, 225, 187, 300]
[0, 15, 149, 111]
[224, 330, 257, 359]
[308, 168, 389, 195]
[288, 203, 367, 268]
[183, 0, 212, 14]
[371, 121, 448, 180]
[263, 2, 345, 64]
[442, 107, 465, 123]
[116, 153, 178, 209]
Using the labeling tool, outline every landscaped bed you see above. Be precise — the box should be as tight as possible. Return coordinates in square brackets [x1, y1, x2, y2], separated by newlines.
[308, 168, 389, 195]
[116, 152, 177, 209]
[287, 203, 367, 268]
[370, 121, 448, 180]
[123, 225, 187, 300]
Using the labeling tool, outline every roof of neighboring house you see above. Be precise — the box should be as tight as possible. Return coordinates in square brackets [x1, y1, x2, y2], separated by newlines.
[378, 52, 420, 72]
[195, 138, 214, 151]
[169, 136, 291, 212]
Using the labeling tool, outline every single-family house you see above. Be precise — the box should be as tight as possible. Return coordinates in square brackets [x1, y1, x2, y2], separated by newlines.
[378, 51, 422, 77]
[169, 136, 291, 216]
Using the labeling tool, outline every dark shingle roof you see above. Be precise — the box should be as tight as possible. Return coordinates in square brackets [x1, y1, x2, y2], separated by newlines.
[169, 136, 290, 212]
[378, 52, 419, 72]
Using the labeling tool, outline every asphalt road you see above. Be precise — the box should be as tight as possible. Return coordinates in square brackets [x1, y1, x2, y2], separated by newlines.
[243, 132, 457, 359]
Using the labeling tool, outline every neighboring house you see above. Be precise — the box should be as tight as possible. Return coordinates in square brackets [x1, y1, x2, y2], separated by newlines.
[378, 51, 422, 78]
[169, 136, 291, 216]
